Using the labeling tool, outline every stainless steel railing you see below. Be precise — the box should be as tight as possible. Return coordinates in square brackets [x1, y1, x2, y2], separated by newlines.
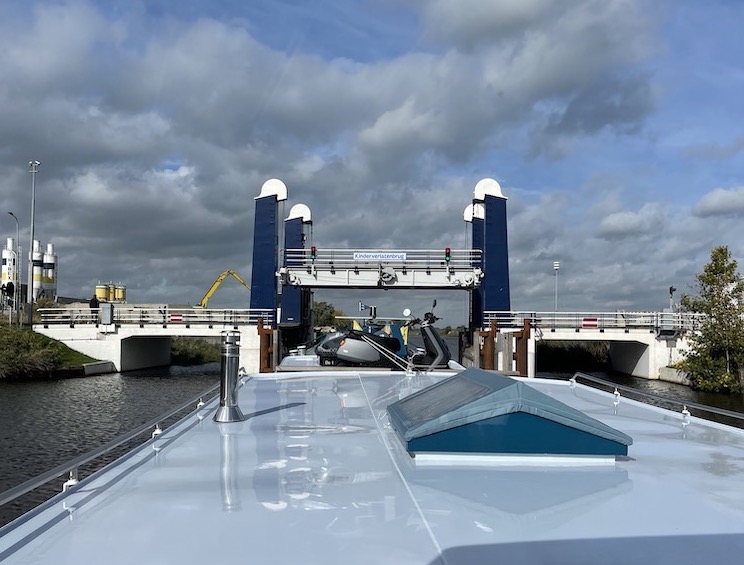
[37, 307, 275, 327]
[484, 311, 705, 332]
[570, 372, 744, 423]
[284, 248, 482, 270]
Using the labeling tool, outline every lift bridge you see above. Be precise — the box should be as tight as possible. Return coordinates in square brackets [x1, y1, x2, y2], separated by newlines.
[250, 178, 510, 353]
[36, 178, 511, 374]
[34, 178, 694, 379]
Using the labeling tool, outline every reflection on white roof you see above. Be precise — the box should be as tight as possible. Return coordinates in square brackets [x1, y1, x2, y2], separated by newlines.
[2, 371, 744, 564]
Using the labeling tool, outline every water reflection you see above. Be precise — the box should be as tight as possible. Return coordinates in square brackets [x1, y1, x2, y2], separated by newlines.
[218, 422, 243, 511]
[250, 378, 391, 519]
[0, 363, 219, 525]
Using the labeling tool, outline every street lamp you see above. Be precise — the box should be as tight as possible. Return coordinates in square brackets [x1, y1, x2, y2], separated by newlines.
[553, 261, 560, 311]
[8, 212, 20, 323]
[27, 160, 40, 324]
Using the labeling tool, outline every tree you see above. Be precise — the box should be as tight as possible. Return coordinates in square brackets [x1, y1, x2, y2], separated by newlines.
[680, 246, 744, 392]
[312, 301, 344, 327]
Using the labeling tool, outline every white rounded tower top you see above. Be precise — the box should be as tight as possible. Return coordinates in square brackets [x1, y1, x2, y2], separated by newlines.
[286, 203, 312, 223]
[473, 178, 505, 201]
[463, 203, 485, 222]
[257, 178, 288, 201]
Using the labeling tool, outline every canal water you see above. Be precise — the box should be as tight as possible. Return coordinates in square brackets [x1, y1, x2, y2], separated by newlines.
[1, 363, 743, 528]
[0, 364, 220, 527]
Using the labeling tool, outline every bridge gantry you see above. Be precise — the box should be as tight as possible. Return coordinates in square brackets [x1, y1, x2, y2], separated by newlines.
[279, 248, 483, 289]
[249, 177, 511, 358]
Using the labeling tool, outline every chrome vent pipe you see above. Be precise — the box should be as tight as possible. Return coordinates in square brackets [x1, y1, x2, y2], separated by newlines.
[214, 331, 246, 423]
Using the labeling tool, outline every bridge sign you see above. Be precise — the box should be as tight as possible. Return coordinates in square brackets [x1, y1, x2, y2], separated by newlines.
[582, 317, 598, 329]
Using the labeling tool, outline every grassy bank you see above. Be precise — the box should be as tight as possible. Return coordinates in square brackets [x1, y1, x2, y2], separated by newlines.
[1, 324, 220, 380]
[0, 324, 97, 380]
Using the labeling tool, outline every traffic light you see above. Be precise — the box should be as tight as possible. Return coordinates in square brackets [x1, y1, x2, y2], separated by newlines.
[310, 246, 317, 261]
[444, 247, 451, 263]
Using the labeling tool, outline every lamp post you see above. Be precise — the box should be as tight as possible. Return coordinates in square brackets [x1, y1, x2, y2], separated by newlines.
[8, 212, 20, 324]
[27, 160, 40, 324]
[553, 261, 560, 311]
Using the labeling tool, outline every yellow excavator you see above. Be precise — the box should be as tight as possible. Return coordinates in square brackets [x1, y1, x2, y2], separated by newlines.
[196, 270, 251, 308]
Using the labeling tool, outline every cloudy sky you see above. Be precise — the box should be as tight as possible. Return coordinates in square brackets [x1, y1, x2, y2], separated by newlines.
[1, 0, 743, 325]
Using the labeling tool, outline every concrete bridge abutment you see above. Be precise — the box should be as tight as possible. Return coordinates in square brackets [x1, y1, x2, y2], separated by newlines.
[36, 323, 263, 373]
[487, 326, 691, 380]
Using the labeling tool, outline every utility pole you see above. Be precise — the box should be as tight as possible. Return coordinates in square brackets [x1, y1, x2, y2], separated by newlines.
[27, 160, 40, 325]
[8, 212, 20, 324]
[553, 261, 560, 311]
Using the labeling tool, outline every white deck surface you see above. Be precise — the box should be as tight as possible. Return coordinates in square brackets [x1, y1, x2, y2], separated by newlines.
[2, 371, 744, 564]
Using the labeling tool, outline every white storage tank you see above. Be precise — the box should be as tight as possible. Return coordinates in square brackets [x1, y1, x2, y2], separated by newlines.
[32, 240, 43, 301]
[1, 238, 13, 288]
[43, 243, 57, 300]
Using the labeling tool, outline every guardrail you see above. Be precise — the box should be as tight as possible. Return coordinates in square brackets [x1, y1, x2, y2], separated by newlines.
[37, 307, 275, 327]
[0, 386, 219, 511]
[284, 248, 482, 270]
[484, 311, 705, 332]
[571, 372, 744, 425]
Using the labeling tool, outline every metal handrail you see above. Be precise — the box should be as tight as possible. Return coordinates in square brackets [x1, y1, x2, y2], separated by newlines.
[570, 372, 744, 422]
[484, 310, 705, 332]
[0, 384, 219, 509]
[284, 248, 481, 269]
[36, 307, 275, 326]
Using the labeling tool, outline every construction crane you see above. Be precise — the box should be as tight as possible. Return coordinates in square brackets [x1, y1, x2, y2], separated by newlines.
[196, 270, 251, 308]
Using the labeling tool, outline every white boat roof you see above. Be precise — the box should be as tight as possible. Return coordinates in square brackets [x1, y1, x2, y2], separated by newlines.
[2, 371, 744, 564]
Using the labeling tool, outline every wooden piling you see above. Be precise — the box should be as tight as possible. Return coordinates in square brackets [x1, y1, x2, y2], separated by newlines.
[257, 318, 274, 373]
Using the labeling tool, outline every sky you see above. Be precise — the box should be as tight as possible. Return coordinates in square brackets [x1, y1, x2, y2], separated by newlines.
[1, 0, 743, 326]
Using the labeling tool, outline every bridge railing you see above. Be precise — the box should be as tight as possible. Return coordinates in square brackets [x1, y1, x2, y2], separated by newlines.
[484, 311, 706, 332]
[284, 248, 482, 270]
[37, 307, 276, 327]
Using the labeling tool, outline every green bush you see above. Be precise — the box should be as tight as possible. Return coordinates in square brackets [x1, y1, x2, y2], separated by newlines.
[679, 246, 744, 393]
[0, 326, 65, 379]
[170, 337, 220, 365]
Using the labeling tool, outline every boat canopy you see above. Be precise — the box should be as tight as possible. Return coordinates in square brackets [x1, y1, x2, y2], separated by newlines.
[387, 368, 633, 457]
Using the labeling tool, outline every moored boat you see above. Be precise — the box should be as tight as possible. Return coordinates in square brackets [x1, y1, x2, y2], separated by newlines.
[2, 338, 744, 563]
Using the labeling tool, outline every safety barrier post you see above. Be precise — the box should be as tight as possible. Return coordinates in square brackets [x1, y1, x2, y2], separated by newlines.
[479, 324, 496, 370]
[257, 318, 274, 373]
[513, 318, 531, 377]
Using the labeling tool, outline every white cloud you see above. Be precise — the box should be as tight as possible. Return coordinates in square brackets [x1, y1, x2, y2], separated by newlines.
[0, 0, 741, 323]
[693, 187, 744, 217]
[598, 204, 665, 239]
